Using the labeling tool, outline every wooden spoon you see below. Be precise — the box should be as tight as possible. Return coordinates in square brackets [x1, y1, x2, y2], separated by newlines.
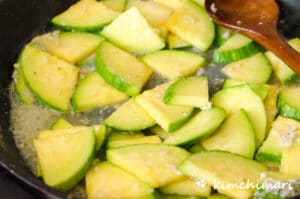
[205, 0, 300, 76]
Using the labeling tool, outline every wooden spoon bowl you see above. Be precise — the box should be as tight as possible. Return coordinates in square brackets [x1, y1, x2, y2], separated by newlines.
[205, 0, 300, 76]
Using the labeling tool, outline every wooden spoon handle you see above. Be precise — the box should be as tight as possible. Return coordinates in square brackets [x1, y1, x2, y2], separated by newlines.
[247, 29, 300, 76]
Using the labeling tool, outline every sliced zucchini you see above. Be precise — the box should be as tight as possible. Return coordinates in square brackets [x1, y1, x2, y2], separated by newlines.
[13, 66, 35, 105]
[222, 79, 269, 100]
[222, 53, 272, 84]
[280, 145, 300, 179]
[126, 0, 173, 28]
[164, 76, 209, 108]
[188, 143, 205, 153]
[20, 45, 79, 112]
[107, 143, 190, 187]
[93, 124, 106, 151]
[159, 177, 211, 197]
[77, 52, 96, 67]
[33, 127, 96, 191]
[166, 0, 215, 51]
[72, 71, 128, 112]
[95, 42, 153, 96]
[167, 32, 191, 49]
[101, 7, 165, 54]
[192, 0, 205, 7]
[213, 33, 261, 63]
[32, 31, 103, 64]
[52, 0, 119, 31]
[153, 0, 184, 10]
[107, 132, 161, 148]
[103, 0, 127, 12]
[135, 83, 194, 132]
[201, 109, 256, 158]
[179, 151, 267, 199]
[278, 87, 300, 121]
[264, 85, 280, 131]
[214, 26, 233, 47]
[211, 84, 267, 147]
[265, 38, 300, 84]
[142, 50, 206, 80]
[207, 194, 232, 199]
[51, 118, 73, 130]
[256, 116, 300, 163]
[105, 98, 156, 131]
[164, 107, 226, 145]
[86, 162, 155, 199]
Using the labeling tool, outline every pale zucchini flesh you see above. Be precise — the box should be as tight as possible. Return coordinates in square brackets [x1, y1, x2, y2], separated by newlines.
[135, 83, 194, 132]
[101, 7, 165, 54]
[201, 109, 256, 158]
[72, 71, 128, 112]
[179, 151, 267, 199]
[107, 144, 190, 187]
[278, 87, 300, 121]
[142, 50, 206, 80]
[222, 52, 272, 84]
[95, 42, 153, 96]
[211, 85, 267, 147]
[166, 0, 215, 51]
[163, 107, 226, 146]
[105, 98, 156, 131]
[34, 128, 96, 191]
[21, 45, 79, 112]
[103, 0, 127, 12]
[163, 76, 209, 108]
[86, 162, 155, 199]
[32, 31, 103, 63]
[52, 0, 120, 31]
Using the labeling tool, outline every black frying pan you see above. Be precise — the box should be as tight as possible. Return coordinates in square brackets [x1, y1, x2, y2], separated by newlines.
[0, 0, 299, 198]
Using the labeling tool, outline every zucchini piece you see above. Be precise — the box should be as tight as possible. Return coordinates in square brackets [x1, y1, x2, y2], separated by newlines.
[164, 76, 209, 108]
[167, 32, 191, 49]
[211, 84, 267, 147]
[188, 143, 205, 153]
[135, 83, 194, 132]
[105, 98, 156, 131]
[254, 171, 300, 199]
[95, 42, 153, 96]
[222, 53, 272, 84]
[20, 45, 79, 112]
[166, 0, 215, 51]
[51, 0, 119, 31]
[213, 33, 261, 63]
[93, 125, 106, 151]
[265, 38, 300, 84]
[264, 85, 280, 132]
[153, 0, 184, 10]
[33, 127, 96, 191]
[72, 72, 128, 112]
[51, 118, 73, 130]
[107, 143, 190, 187]
[159, 177, 211, 197]
[103, 0, 127, 12]
[32, 31, 103, 64]
[214, 26, 233, 47]
[256, 116, 300, 163]
[159, 195, 203, 199]
[101, 7, 165, 54]
[278, 87, 300, 121]
[13, 66, 35, 105]
[77, 52, 96, 67]
[192, 0, 205, 7]
[179, 151, 267, 199]
[201, 109, 256, 158]
[86, 162, 155, 199]
[222, 79, 269, 100]
[142, 50, 206, 80]
[163, 107, 226, 145]
[107, 132, 161, 148]
[126, 0, 172, 28]
[280, 145, 300, 179]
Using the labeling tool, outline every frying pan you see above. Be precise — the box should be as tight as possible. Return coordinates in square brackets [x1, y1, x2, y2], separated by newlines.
[0, 0, 299, 198]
